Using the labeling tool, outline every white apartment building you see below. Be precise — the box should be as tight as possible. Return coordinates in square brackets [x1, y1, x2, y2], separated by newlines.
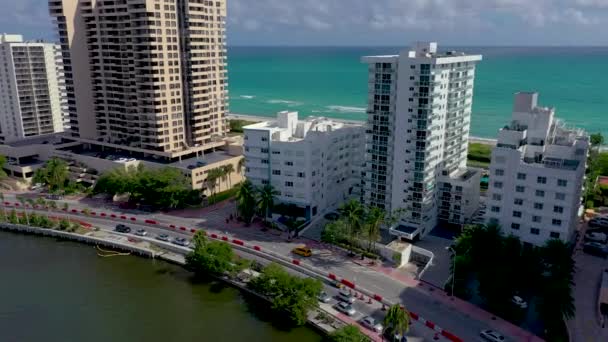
[486, 92, 589, 246]
[361, 42, 483, 240]
[244, 111, 365, 221]
[0, 34, 66, 144]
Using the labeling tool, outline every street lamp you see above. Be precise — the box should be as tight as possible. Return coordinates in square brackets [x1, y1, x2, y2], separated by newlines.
[446, 246, 456, 297]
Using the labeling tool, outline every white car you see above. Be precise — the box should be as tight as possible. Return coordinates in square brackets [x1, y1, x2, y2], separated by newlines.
[338, 288, 356, 303]
[480, 329, 506, 342]
[511, 295, 528, 309]
[335, 301, 356, 316]
[360, 316, 383, 333]
[134, 229, 148, 237]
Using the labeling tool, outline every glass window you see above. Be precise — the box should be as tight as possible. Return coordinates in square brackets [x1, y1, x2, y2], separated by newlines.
[513, 211, 522, 218]
[511, 223, 520, 230]
[495, 169, 504, 176]
[532, 216, 541, 223]
[552, 219, 562, 226]
[537, 176, 547, 184]
[535, 190, 545, 197]
[272, 170, 281, 175]
[492, 194, 502, 201]
[516, 185, 525, 193]
[550, 232, 560, 239]
[514, 198, 523, 206]
[534, 203, 543, 210]
[530, 228, 540, 235]
[553, 206, 564, 213]
[493, 182, 503, 189]
[491, 206, 501, 213]
[517, 173, 526, 180]
[555, 193, 566, 200]
[285, 181, 294, 187]
[557, 179, 568, 187]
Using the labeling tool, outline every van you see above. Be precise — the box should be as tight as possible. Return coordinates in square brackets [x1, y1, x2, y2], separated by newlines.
[292, 246, 312, 257]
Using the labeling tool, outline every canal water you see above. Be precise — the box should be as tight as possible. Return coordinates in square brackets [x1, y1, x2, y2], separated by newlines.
[0, 231, 322, 342]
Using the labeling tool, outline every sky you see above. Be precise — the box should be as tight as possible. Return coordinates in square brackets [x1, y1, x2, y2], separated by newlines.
[1, 0, 607, 46]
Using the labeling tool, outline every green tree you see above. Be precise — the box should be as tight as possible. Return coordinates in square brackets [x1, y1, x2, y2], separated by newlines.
[257, 184, 279, 226]
[223, 163, 235, 189]
[590, 132, 604, 147]
[236, 180, 257, 225]
[383, 304, 410, 338]
[327, 325, 368, 342]
[185, 233, 235, 276]
[0, 155, 7, 179]
[17, 197, 29, 226]
[237, 157, 245, 175]
[364, 206, 386, 252]
[338, 199, 365, 256]
[0, 193, 6, 221]
[205, 167, 223, 203]
[33, 158, 69, 192]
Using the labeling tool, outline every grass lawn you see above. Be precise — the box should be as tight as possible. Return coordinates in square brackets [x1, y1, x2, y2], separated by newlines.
[467, 142, 492, 169]
[208, 186, 239, 205]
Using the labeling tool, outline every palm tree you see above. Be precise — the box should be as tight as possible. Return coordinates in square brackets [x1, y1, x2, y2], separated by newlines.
[236, 180, 257, 225]
[223, 163, 235, 189]
[257, 184, 279, 226]
[205, 168, 222, 203]
[364, 206, 386, 252]
[237, 157, 245, 174]
[219, 166, 228, 191]
[338, 199, 364, 256]
[383, 304, 410, 339]
[17, 197, 29, 226]
[0, 193, 6, 221]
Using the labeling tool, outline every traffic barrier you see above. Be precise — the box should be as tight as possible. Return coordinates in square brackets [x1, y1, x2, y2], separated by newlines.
[130, 217, 136, 221]
[120, 215, 127, 219]
[144, 219, 156, 224]
[190, 229, 196, 233]
[100, 213, 106, 217]
[71, 209, 77, 213]
[14, 202, 20, 206]
[409, 311, 419, 320]
[221, 236, 228, 241]
[292, 259, 301, 265]
[169, 224, 176, 228]
[441, 331, 463, 342]
[210, 233, 218, 238]
[91, 212, 96, 216]
[425, 321, 435, 329]
[373, 294, 382, 302]
[328, 273, 337, 280]
[111, 214, 117, 218]
[253, 246, 261, 251]
[341, 279, 355, 289]
[180, 226, 186, 231]
[232, 239, 244, 246]
[3, 202, 10, 205]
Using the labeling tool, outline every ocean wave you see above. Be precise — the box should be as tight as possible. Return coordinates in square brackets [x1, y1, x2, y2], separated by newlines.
[326, 105, 366, 113]
[267, 99, 303, 107]
[239, 95, 255, 99]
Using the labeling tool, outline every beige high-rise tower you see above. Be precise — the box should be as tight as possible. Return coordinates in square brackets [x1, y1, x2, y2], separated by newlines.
[49, 0, 228, 158]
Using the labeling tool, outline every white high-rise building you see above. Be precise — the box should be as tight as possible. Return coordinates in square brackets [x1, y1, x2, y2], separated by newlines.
[0, 34, 66, 144]
[244, 111, 365, 220]
[361, 42, 482, 240]
[486, 92, 589, 246]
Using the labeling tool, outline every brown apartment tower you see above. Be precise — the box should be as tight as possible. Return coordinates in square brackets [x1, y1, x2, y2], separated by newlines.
[49, 0, 228, 158]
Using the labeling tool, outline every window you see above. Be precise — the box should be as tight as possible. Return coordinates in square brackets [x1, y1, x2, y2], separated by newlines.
[511, 223, 520, 230]
[517, 173, 526, 180]
[495, 169, 504, 176]
[491, 206, 501, 213]
[532, 216, 541, 223]
[297, 172, 305, 178]
[272, 170, 281, 175]
[530, 228, 540, 235]
[285, 161, 293, 166]
[513, 211, 522, 218]
[557, 179, 568, 187]
[555, 193, 566, 200]
[261, 136, 268, 142]
[534, 202, 544, 210]
[550, 232, 560, 239]
[261, 148, 269, 153]
[261, 180, 269, 185]
[537, 176, 547, 184]
[516, 185, 525, 193]
[493, 182, 503, 189]
[553, 206, 564, 213]
[535, 190, 545, 197]
[492, 194, 502, 201]
[272, 150, 281, 155]
[514, 198, 523, 206]
[261, 159, 269, 164]
[552, 219, 562, 226]
[285, 181, 294, 187]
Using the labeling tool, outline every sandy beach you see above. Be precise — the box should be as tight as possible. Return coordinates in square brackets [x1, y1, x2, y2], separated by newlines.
[228, 113, 498, 146]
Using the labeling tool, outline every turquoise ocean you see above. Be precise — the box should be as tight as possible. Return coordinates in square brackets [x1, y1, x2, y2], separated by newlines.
[227, 46, 608, 138]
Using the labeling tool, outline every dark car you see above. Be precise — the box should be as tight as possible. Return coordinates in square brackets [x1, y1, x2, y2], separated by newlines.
[114, 224, 131, 233]
[589, 217, 608, 229]
[583, 242, 608, 258]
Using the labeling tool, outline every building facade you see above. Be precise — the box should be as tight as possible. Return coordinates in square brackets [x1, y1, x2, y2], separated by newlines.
[244, 111, 365, 221]
[486, 92, 589, 246]
[49, 0, 228, 158]
[0, 34, 66, 144]
[361, 42, 483, 240]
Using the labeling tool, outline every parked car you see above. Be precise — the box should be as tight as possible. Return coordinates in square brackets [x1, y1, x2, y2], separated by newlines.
[134, 229, 148, 237]
[331, 280, 344, 289]
[360, 316, 383, 333]
[335, 301, 356, 316]
[172, 237, 190, 247]
[317, 291, 331, 303]
[292, 246, 312, 257]
[45, 194, 63, 200]
[589, 217, 608, 229]
[156, 234, 170, 242]
[337, 288, 356, 303]
[31, 183, 44, 190]
[511, 295, 528, 309]
[583, 242, 608, 258]
[585, 231, 607, 243]
[114, 224, 131, 233]
[480, 329, 506, 342]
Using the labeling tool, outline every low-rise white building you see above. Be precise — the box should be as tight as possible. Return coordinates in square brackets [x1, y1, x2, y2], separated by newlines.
[243, 111, 365, 221]
[486, 92, 589, 246]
